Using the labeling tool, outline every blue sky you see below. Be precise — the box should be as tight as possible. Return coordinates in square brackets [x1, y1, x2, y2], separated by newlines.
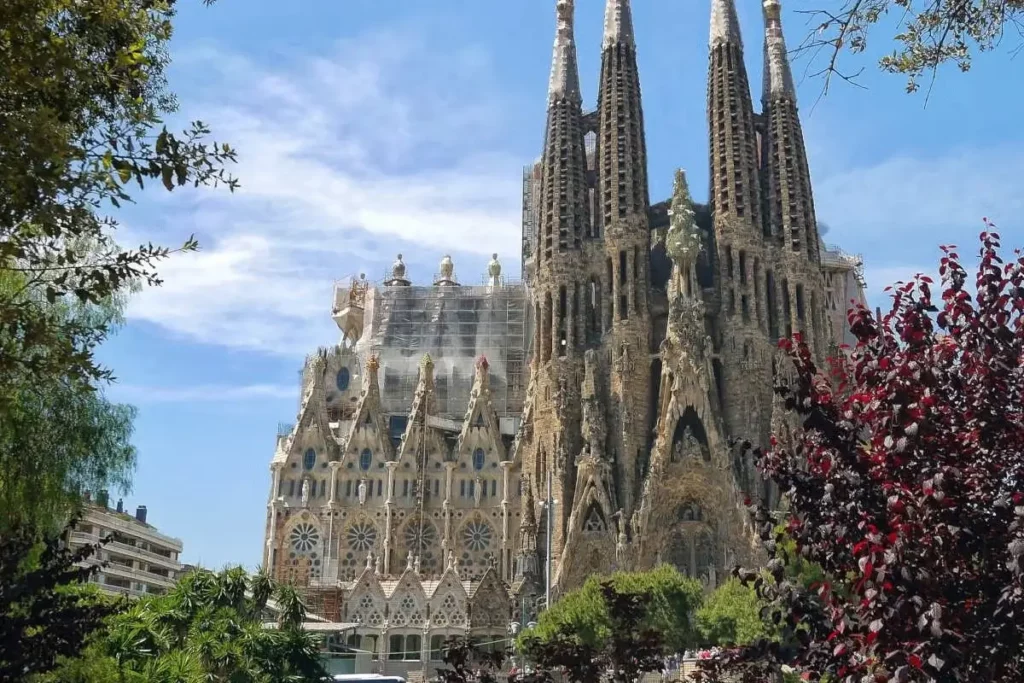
[97, 0, 1024, 569]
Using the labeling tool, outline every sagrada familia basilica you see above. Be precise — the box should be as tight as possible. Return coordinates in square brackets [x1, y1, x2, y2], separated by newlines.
[262, 0, 866, 666]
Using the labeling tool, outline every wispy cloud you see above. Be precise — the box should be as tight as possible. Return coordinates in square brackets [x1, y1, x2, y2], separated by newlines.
[110, 383, 296, 403]
[126, 28, 526, 356]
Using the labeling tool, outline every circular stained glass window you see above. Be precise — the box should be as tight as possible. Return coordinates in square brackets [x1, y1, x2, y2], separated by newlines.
[346, 522, 377, 553]
[463, 521, 493, 552]
[404, 520, 438, 552]
[472, 448, 485, 471]
[303, 448, 316, 470]
[336, 367, 351, 392]
[290, 523, 320, 554]
[360, 449, 372, 471]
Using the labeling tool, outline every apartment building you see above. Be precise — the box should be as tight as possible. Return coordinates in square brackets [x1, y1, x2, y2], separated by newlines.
[68, 497, 184, 598]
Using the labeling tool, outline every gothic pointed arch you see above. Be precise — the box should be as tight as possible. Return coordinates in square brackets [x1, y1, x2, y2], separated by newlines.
[387, 573, 428, 629]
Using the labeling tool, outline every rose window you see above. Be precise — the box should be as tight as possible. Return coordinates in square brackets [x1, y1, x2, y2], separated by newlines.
[346, 522, 377, 553]
[289, 523, 320, 554]
[403, 520, 438, 553]
[463, 521, 493, 552]
[400, 595, 417, 612]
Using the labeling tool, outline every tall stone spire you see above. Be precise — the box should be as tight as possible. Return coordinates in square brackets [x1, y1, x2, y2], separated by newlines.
[534, 0, 589, 348]
[548, 0, 581, 105]
[707, 0, 761, 234]
[597, 0, 648, 241]
[761, 0, 818, 261]
[596, 0, 651, 524]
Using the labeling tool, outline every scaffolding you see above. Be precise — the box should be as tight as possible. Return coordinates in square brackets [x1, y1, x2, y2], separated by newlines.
[361, 279, 530, 421]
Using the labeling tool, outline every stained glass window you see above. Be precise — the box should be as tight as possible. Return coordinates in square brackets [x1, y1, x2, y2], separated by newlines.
[360, 449, 372, 471]
[472, 448, 485, 471]
[303, 448, 316, 470]
[336, 367, 351, 391]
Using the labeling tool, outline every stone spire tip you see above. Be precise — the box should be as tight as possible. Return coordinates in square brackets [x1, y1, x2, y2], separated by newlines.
[603, 0, 635, 50]
[762, 0, 795, 98]
[710, 0, 743, 48]
[548, 0, 581, 104]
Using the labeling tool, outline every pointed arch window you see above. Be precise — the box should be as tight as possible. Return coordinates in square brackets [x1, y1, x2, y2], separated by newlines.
[303, 448, 316, 471]
[472, 448, 486, 471]
[336, 367, 351, 391]
[360, 449, 372, 471]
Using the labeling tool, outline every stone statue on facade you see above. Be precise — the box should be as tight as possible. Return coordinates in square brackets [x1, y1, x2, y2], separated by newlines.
[301, 479, 310, 507]
[358, 479, 367, 505]
[474, 477, 483, 507]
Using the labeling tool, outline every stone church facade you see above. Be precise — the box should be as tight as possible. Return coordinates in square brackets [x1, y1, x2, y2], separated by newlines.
[261, 0, 867, 661]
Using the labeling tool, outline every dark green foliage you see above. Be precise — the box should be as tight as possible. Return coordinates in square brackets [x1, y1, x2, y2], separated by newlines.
[519, 581, 665, 683]
[520, 565, 704, 654]
[0, 518, 119, 681]
[39, 567, 327, 683]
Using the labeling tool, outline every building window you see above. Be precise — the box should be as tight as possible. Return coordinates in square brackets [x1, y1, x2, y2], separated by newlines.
[336, 367, 351, 392]
[288, 480, 295, 497]
[472, 448, 485, 471]
[491, 480, 497, 497]
[345, 480, 352, 497]
[460, 480, 466, 497]
[403, 479, 409, 497]
[389, 634, 422, 661]
[360, 449, 372, 471]
[319, 480, 327, 497]
[377, 480, 383, 497]
[430, 635, 445, 661]
[303, 448, 316, 471]
[434, 479, 440, 496]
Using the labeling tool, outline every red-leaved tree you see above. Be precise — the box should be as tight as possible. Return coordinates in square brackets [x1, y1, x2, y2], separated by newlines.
[699, 229, 1024, 683]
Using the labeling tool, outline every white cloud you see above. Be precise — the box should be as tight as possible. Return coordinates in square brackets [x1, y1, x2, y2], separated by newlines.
[813, 143, 1024, 257]
[109, 383, 296, 403]
[126, 27, 526, 355]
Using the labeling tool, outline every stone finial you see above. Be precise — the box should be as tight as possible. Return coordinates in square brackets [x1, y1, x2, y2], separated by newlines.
[548, 0, 582, 104]
[435, 255, 458, 286]
[385, 253, 411, 286]
[366, 355, 380, 373]
[420, 353, 434, 371]
[366, 552, 374, 571]
[476, 355, 489, 372]
[602, 0, 635, 50]
[710, 0, 743, 48]
[406, 552, 414, 572]
[487, 253, 502, 289]
[762, 0, 796, 99]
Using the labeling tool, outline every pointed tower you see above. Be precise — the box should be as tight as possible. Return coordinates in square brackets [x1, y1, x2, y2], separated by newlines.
[707, 0, 775, 490]
[521, 0, 590, 592]
[596, 0, 651, 524]
[761, 0, 828, 357]
[708, 0, 762, 235]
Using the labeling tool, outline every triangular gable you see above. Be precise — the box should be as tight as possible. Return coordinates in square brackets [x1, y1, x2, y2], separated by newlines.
[468, 565, 511, 630]
[346, 562, 387, 628]
[398, 354, 448, 465]
[344, 355, 395, 461]
[429, 567, 468, 629]
[455, 356, 507, 461]
[388, 568, 428, 628]
[278, 349, 339, 463]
